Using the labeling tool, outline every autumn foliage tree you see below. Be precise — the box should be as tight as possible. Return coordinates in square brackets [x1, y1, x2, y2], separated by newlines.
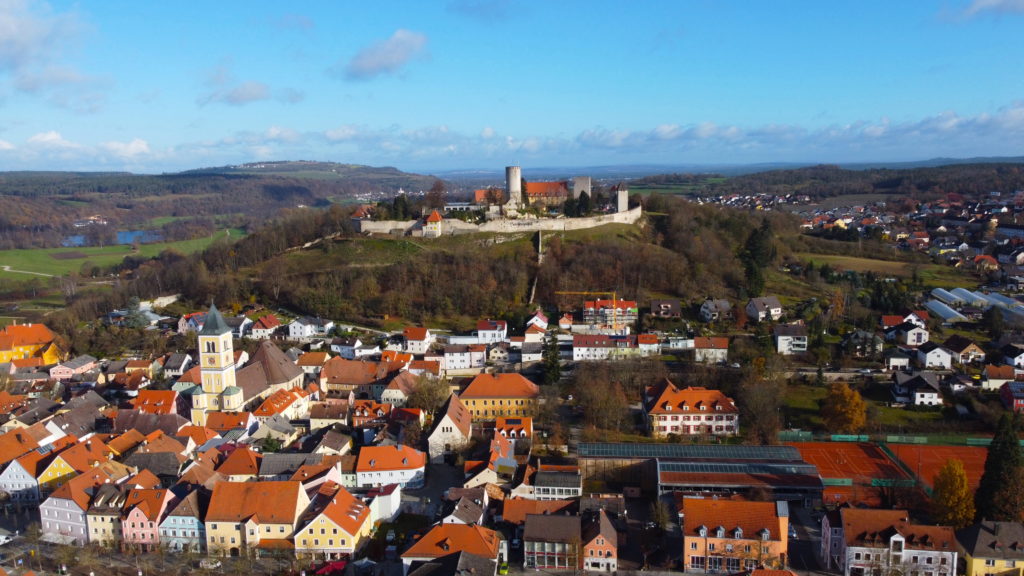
[931, 459, 975, 528]
[821, 382, 867, 433]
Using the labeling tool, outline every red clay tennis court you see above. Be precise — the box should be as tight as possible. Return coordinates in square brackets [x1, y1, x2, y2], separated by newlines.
[789, 442, 910, 481]
[788, 442, 911, 506]
[886, 443, 988, 492]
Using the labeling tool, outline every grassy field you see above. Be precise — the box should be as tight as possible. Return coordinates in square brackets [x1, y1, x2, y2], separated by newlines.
[630, 178, 727, 196]
[784, 383, 828, 430]
[794, 253, 977, 288]
[0, 229, 244, 279]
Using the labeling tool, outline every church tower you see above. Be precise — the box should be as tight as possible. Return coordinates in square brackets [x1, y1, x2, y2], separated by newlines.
[190, 303, 238, 425]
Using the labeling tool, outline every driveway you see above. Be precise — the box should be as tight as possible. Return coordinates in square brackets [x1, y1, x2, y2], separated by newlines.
[401, 463, 463, 518]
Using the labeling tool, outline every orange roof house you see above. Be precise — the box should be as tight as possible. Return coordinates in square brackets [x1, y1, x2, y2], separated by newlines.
[204, 411, 255, 434]
[524, 181, 570, 207]
[253, 387, 310, 421]
[215, 445, 262, 481]
[495, 416, 533, 439]
[205, 480, 310, 555]
[459, 373, 539, 419]
[0, 390, 27, 414]
[502, 498, 575, 525]
[356, 444, 426, 488]
[106, 429, 146, 456]
[681, 497, 790, 571]
[0, 323, 61, 364]
[0, 428, 39, 467]
[402, 523, 503, 563]
[132, 390, 181, 416]
[426, 209, 443, 223]
[351, 399, 393, 427]
[294, 481, 372, 556]
[643, 380, 738, 438]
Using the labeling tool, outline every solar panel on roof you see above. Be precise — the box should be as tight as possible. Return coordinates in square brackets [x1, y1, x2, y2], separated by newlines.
[658, 461, 820, 476]
[577, 443, 802, 461]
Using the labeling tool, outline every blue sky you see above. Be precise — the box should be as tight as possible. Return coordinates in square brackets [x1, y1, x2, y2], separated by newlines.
[0, 0, 1022, 173]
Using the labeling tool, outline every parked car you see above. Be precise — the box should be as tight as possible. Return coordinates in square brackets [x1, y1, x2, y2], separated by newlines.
[199, 558, 222, 569]
[0, 535, 13, 546]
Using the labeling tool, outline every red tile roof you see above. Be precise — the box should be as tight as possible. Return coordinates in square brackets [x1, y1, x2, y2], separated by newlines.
[502, 498, 574, 525]
[681, 498, 785, 540]
[461, 373, 539, 399]
[254, 388, 307, 418]
[404, 327, 430, 341]
[524, 181, 569, 199]
[206, 480, 305, 525]
[216, 445, 262, 477]
[356, 444, 425, 472]
[402, 523, 502, 560]
[693, 337, 728, 350]
[308, 481, 370, 536]
[645, 381, 737, 415]
[840, 508, 955, 550]
[426, 210, 443, 223]
[132, 390, 178, 415]
[0, 323, 56, 348]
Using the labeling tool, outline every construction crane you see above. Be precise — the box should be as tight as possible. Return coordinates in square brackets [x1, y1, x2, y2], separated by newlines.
[554, 290, 621, 332]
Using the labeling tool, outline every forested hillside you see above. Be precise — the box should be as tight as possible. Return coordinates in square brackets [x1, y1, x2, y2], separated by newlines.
[631, 163, 1024, 200]
[0, 163, 442, 249]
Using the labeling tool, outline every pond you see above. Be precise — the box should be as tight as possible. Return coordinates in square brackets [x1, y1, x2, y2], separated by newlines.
[62, 230, 163, 247]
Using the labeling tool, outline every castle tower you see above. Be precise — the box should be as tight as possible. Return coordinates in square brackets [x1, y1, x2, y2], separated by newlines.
[572, 176, 591, 200]
[191, 303, 237, 425]
[617, 188, 629, 213]
[505, 166, 522, 209]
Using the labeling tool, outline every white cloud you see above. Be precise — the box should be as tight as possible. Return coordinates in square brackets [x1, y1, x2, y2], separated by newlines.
[223, 81, 270, 105]
[962, 0, 1024, 16]
[198, 64, 296, 107]
[0, 139, 13, 151]
[341, 29, 428, 80]
[481, 126, 495, 139]
[264, 126, 300, 143]
[324, 125, 361, 142]
[0, 1, 103, 112]
[28, 130, 78, 149]
[102, 138, 150, 158]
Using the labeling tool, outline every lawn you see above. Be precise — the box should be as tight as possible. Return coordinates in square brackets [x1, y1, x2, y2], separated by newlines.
[0, 229, 244, 278]
[794, 253, 976, 288]
[783, 383, 828, 430]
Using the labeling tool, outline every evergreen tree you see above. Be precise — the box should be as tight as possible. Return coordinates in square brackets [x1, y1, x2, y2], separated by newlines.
[542, 336, 561, 386]
[976, 414, 1024, 521]
[931, 459, 975, 528]
[577, 192, 591, 215]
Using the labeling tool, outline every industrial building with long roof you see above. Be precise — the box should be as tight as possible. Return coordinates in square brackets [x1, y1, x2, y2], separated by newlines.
[577, 443, 823, 503]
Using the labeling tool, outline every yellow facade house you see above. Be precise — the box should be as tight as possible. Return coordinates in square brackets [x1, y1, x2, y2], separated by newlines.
[459, 373, 539, 420]
[205, 480, 309, 557]
[958, 521, 1024, 576]
[294, 481, 372, 560]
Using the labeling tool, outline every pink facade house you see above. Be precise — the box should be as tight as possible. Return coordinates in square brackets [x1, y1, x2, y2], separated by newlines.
[49, 355, 98, 381]
[121, 488, 173, 551]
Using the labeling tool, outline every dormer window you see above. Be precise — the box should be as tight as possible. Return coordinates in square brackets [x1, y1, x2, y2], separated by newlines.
[665, 404, 672, 411]
[715, 405, 722, 411]
[760, 529, 770, 541]
[716, 526, 725, 538]
[682, 405, 689, 411]
[700, 405, 707, 411]
[698, 526, 707, 537]
[735, 528, 743, 539]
